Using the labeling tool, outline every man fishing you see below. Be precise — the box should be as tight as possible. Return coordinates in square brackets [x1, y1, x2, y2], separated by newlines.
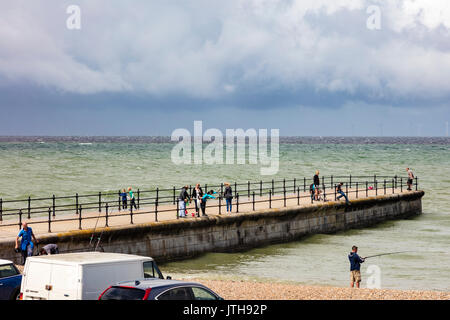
[348, 245, 365, 288]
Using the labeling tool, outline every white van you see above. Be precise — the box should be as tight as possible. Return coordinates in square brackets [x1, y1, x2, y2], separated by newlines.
[20, 252, 166, 300]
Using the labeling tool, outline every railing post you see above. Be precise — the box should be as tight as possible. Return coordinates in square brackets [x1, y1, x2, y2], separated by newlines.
[76, 193, 79, 215]
[248, 181, 250, 199]
[283, 187, 286, 207]
[78, 205, 82, 230]
[297, 187, 300, 205]
[283, 178, 286, 194]
[323, 183, 326, 201]
[52, 195, 56, 218]
[395, 175, 398, 189]
[173, 186, 176, 205]
[27, 197, 31, 219]
[392, 179, 394, 194]
[177, 200, 179, 219]
[0, 198, 2, 222]
[48, 208, 51, 233]
[304, 177, 306, 192]
[137, 189, 140, 209]
[234, 182, 237, 198]
[375, 180, 378, 196]
[415, 177, 418, 191]
[272, 179, 274, 195]
[346, 182, 348, 195]
[401, 177, 403, 192]
[269, 190, 272, 209]
[331, 176, 333, 191]
[220, 183, 224, 198]
[105, 203, 109, 227]
[130, 203, 133, 224]
[374, 174, 376, 186]
[366, 181, 368, 197]
[19, 210, 22, 230]
[155, 188, 159, 222]
[293, 178, 296, 194]
[118, 191, 121, 211]
[384, 179, 386, 195]
[236, 193, 239, 213]
[260, 181, 262, 197]
[334, 184, 337, 201]
[356, 182, 358, 199]
[350, 174, 352, 189]
[219, 196, 222, 215]
[253, 192, 255, 211]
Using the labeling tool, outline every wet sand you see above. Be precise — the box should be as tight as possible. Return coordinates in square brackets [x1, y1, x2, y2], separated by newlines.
[182, 278, 450, 300]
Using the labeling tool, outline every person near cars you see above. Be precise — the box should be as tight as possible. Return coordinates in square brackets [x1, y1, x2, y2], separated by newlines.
[39, 243, 59, 255]
[348, 245, 365, 288]
[15, 222, 38, 265]
[223, 182, 233, 212]
[178, 185, 190, 218]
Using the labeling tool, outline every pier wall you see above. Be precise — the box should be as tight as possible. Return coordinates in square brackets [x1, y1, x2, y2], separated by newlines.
[0, 191, 424, 264]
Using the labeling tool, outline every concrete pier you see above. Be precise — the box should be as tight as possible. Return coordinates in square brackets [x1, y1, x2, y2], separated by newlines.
[0, 190, 424, 264]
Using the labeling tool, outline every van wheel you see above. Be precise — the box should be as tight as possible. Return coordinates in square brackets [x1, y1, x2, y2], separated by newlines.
[10, 288, 20, 300]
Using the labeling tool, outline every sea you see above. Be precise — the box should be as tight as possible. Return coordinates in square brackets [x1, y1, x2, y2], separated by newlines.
[0, 136, 449, 291]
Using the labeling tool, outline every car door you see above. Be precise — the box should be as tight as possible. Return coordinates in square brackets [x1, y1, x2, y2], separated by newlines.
[191, 286, 221, 300]
[0, 264, 21, 300]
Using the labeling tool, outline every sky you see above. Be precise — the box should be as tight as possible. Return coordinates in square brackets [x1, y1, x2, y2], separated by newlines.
[0, 0, 449, 136]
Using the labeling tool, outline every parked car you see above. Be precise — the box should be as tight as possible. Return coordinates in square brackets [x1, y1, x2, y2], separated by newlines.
[0, 259, 22, 300]
[99, 279, 224, 300]
[20, 252, 168, 300]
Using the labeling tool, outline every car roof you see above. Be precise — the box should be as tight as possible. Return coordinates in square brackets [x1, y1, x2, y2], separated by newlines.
[0, 259, 13, 265]
[26, 252, 154, 265]
[115, 278, 204, 290]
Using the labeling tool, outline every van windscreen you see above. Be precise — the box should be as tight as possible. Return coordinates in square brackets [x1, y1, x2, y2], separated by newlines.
[100, 286, 146, 300]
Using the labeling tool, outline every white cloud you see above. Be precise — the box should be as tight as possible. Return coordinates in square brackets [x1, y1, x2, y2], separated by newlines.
[0, 0, 449, 105]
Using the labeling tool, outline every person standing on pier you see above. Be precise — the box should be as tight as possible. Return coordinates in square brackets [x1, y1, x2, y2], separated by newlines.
[15, 222, 38, 265]
[349, 245, 365, 288]
[120, 189, 128, 209]
[313, 170, 320, 200]
[178, 185, 190, 218]
[128, 187, 137, 210]
[191, 184, 203, 216]
[200, 190, 217, 216]
[406, 168, 414, 191]
[224, 182, 233, 212]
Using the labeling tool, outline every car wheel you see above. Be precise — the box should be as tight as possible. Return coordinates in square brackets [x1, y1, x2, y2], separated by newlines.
[10, 289, 20, 300]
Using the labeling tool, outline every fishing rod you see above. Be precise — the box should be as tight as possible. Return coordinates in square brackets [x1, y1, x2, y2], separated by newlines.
[89, 206, 104, 250]
[363, 251, 413, 259]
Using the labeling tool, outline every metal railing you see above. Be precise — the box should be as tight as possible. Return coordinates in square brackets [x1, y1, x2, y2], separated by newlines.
[0, 175, 418, 232]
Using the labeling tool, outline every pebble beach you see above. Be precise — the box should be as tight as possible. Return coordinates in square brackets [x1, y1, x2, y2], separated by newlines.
[182, 278, 450, 300]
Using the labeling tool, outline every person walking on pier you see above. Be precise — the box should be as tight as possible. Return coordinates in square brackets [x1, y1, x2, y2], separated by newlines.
[336, 182, 350, 205]
[406, 168, 414, 191]
[191, 184, 203, 216]
[349, 245, 365, 288]
[128, 187, 137, 210]
[200, 190, 217, 216]
[313, 170, 320, 201]
[120, 189, 128, 209]
[178, 185, 190, 218]
[15, 222, 38, 265]
[224, 182, 233, 212]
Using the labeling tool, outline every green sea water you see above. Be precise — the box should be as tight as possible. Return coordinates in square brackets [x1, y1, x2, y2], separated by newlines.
[0, 139, 449, 291]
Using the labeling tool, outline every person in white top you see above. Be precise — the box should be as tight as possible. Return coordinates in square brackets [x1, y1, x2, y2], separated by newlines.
[406, 168, 414, 191]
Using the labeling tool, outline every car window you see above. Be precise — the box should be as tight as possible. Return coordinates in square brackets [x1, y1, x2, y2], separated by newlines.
[143, 261, 156, 278]
[157, 287, 193, 300]
[0, 264, 19, 278]
[100, 287, 146, 300]
[191, 287, 219, 300]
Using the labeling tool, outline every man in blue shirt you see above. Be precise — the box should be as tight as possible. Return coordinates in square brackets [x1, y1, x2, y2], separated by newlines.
[348, 245, 365, 288]
[15, 222, 38, 265]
